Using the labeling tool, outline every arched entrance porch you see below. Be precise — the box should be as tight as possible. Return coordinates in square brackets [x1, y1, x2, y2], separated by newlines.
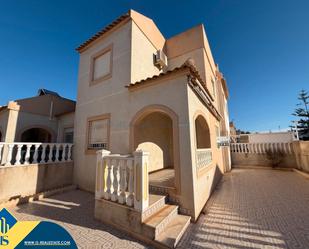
[130, 105, 180, 193]
[21, 127, 52, 143]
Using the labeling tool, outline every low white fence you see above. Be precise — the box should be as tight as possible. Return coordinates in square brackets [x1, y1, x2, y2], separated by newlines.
[230, 142, 293, 154]
[96, 149, 149, 212]
[0, 143, 73, 166]
[196, 148, 212, 169]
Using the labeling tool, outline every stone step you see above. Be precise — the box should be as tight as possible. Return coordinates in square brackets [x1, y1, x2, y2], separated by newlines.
[143, 204, 178, 239]
[155, 214, 191, 248]
[142, 194, 166, 222]
[149, 184, 175, 196]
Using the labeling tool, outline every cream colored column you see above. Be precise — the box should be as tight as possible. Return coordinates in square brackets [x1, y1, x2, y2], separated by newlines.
[95, 149, 111, 199]
[1, 101, 20, 165]
[4, 101, 20, 143]
[133, 150, 149, 212]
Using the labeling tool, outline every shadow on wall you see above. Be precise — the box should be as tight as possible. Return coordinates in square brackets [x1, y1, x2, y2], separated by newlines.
[134, 111, 174, 172]
[0, 162, 73, 205]
[20, 128, 52, 143]
[209, 165, 223, 195]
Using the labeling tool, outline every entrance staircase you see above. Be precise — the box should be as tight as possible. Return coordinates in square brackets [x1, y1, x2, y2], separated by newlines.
[143, 194, 191, 248]
[95, 150, 190, 248]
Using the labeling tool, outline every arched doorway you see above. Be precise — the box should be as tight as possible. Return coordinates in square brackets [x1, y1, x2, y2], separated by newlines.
[195, 115, 211, 149]
[21, 128, 52, 143]
[134, 111, 174, 172]
[131, 105, 180, 191]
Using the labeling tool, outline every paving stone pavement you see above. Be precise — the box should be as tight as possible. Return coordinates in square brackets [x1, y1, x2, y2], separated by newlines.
[178, 168, 309, 249]
[8, 168, 309, 249]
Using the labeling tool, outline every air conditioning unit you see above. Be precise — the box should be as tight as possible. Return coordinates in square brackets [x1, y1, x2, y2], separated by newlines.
[154, 50, 168, 69]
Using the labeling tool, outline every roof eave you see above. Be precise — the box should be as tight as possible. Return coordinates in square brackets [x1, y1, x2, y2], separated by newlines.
[76, 13, 130, 53]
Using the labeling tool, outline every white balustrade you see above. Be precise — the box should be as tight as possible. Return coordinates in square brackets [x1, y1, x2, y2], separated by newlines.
[96, 149, 149, 212]
[230, 142, 293, 155]
[0, 143, 73, 166]
[196, 148, 212, 170]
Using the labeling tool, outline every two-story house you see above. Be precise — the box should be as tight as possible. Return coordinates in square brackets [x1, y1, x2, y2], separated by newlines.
[74, 10, 230, 247]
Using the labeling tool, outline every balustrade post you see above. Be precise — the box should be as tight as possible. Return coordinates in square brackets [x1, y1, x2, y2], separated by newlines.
[33, 144, 40, 164]
[126, 159, 134, 207]
[118, 160, 127, 204]
[133, 150, 149, 212]
[95, 149, 111, 199]
[55, 144, 60, 162]
[0, 144, 4, 165]
[48, 144, 53, 163]
[41, 144, 47, 163]
[67, 144, 73, 161]
[5, 144, 14, 166]
[111, 159, 120, 202]
[63, 144, 68, 161]
[24, 144, 31, 164]
[104, 158, 113, 200]
[15, 144, 23, 165]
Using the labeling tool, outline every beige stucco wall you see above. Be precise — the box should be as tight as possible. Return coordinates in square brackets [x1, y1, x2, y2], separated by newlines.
[231, 153, 297, 168]
[75, 26, 198, 212]
[14, 111, 58, 142]
[168, 48, 206, 82]
[74, 16, 231, 219]
[57, 112, 75, 142]
[74, 21, 132, 191]
[0, 110, 9, 142]
[135, 112, 173, 172]
[16, 94, 75, 117]
[0, 162, 73, 203]
[0, 94, 75, 143]
[294, 141, 309, 172]
[131, 21, 162, 83]
[231, 141, 309, 173]
[4, 103, 20, 143]
[127, 76, 195, 215]
[187, 85, 225, 219]
[74, 64, 196, 214]
[166, 24, 218, 106]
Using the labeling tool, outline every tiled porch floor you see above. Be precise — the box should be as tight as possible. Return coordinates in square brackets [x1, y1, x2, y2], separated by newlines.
[149, 168, 175, 188]
[7, 168, 309, 248]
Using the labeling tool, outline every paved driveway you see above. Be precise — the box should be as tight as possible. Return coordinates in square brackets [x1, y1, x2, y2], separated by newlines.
[8, 168, 309, 249]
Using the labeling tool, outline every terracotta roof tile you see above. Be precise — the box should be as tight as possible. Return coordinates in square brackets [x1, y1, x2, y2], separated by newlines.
[126, 59, 214, 101]
[76, 12, 130, 52]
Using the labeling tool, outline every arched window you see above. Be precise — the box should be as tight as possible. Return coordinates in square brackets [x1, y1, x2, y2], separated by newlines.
[195, 115, 211, 149]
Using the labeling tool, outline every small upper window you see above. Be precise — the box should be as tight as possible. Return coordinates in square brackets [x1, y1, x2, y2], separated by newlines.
[90, 45, 113, 85]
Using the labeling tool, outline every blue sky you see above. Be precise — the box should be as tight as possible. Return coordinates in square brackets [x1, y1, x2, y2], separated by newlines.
[0, 0, 308, 132]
